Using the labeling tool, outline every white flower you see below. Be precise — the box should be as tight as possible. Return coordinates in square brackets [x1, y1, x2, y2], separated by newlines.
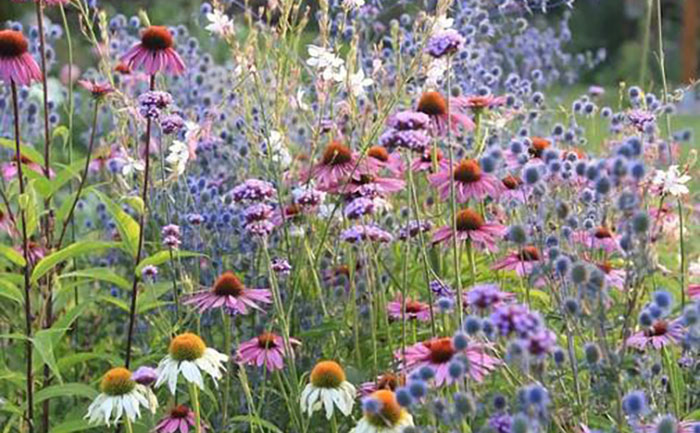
[348, 68, 373, 98]
[205, 9, 234, 37]
[307, 45, 347, 83]
[425, 57, 448, 87]
[342, 0, 365, 10]
[85, 367, 158, 426]
[295, 89, 310, 111]
[431, 15, 454, 33]
[300, 361, 355, 419]
[652, 165, 691, 197]
[155, 333, 228, 395]
[262, 130, 292, 169]
[166, 140, 190, 176]
[120, 156, 145, 176]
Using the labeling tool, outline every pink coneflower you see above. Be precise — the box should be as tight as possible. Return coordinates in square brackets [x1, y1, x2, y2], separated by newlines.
[237, 332, 300, 371]
[304, 140, 361, 191]
[0, 30, 42, 86]
[500, 175, 527, 203]
[410, 148, 449, 172]
[0, 209, 15, 236]
[77, 79, 115, 99]
[462, 95, 506, 112]
[154, 405, 206, 433]
[416, 91, 475, 134]
[339, 174, 405, 196]
[528, 137, 551, 160]
[121, 26, 185, 76]
[626, 319, 684, 350]
[571, 226, 621, 253]
[432, 208, 506, 251]
[398, 337, 500, 386]
[358, 372, 405, 396]
[365, 146, 404, 176]
[463, 284, 515, 311]
[429, 159, 503, 203]
[17, 241, 46, 265]
[596, 261, 626, 290]
[386, 296, 432, 322]
[183, 271, 272, 314]
[491, 246, 542, 277]
[271, 203, 305, 227]
[640, 419, 700, 433]
[2, 154, 53, 181]
[689, 284, 700, 300]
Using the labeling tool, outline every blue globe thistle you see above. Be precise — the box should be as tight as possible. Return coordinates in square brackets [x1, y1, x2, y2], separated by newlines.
[395, 387, 413, 407]
[448, 360, 465, 379]
[595, 176, 612, 195]
[464, 316, 482, 336]
[408, 380, 428, 399]
[584, 342, 601, 365]
[454, 392, 474, 415]
[522, 166, 541, 185]
[564, 297, 580, 315]
[570, 263, 588, 284]
[630, 162, 646, 180]
[653, 290, 673, 310]
[511, 413, 530, 433]
[418, 365, 435, 381]
[555, 257, 571, 275]
[648, 303, 663, 319]
[362, 397, 381, 414]
[553, 347, 566, 365]
[481, 156, 497, 173]
[622, 390, 647, 416]
[639, 310, 654, 327]
[507, 224, 528, 245]
[655, 415, 677, 433]
[453, 331, 470, 350]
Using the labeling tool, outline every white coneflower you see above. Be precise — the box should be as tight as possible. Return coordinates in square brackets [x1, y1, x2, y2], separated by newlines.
[300, 360, 355, 419]
[155, 332, 228, 394]
[85, 367, 158, 426]
[352, 390, 414, 433]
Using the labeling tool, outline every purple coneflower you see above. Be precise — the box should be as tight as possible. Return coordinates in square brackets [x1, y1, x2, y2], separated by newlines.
[571, 226, 621, 253]
[237, 332, 300, 371]
[154, 405, 206, 433]
[491, 246, 542, 277]
[596, 262, 626, 290]
[626, 319, 684, 350]
[386, 296, 432, 322]
[0, 30, 41, 86]
[462, 95, 506, 112]
[338, 174, 405, 197]
[397, 337, 500, 386]
[500, 175, 528, 203]
[416, 91, 475, 134]
[77, 79, 115, 99]
[358, 372, 405, 396]
[410, 148, 449, 172]
[365, 146, 404, 176]
[183, 271, 272, 314]
[2, 154, 53, 181]
[122, 26, 185, 75]
[304, 140, 361, 191]
[429, 159, 503, 202]
[432, 208, 506, 251]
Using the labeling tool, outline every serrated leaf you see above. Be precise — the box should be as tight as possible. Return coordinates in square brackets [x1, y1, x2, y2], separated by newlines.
[135, 250, 204, 275]
[33, 383, 98, 405]
[93, 190, 140, 258]
[31, 241, 118, 284]
[60, 268, 130, 291]
[0, 244, 26, 267]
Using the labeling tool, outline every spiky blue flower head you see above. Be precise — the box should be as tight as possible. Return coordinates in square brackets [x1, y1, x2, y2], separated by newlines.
[653, 290, 673, 311]
[630, 161, 646, 180]
[362, 396, 381, 414]
[408, 379, 428, 399]
[418, 366, 435, 381]
[395, 387, 413, 407]
[584, 342, 601, 365]
[655, 415, 678, 433]
[595, 176, 612, 195]
[648, 303, 664, 319]
[683, 304, 699, 327]
[464, 316, 482, 336]
[570, 262, 588, 284]
[507, 224, 528, 245]
[453, 391, 473, 415]
[448, 360, 465, 379]
[522, 166, 541, 185]
[493, 394, 507, 410]
[524, 384, 548, 407]
[555, 256, 571, 275]
[511, 413, 530, 433]
[553, 347, 566, 365]
[639, 310, 654, 327]
[481, 155, 497, 173]
[564, 297, 580, 315]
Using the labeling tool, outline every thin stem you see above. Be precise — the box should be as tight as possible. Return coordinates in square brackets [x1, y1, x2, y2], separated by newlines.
[190, 383, 202, 433]
[124, 417, 134, 433]
[639, 0, 653, 85]
[124, 75, 156, 368]
[56, 99, 101, 249]
[12, 81, 34, 433]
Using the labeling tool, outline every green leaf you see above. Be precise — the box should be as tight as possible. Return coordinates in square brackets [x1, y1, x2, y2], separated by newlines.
[31, 241, 117, 284]
[58, 352, 121, 372]
[0, 244, 26, 267]
[662, 346, 685, 417]
[33, 383, 98, 405]
[135, 250, 205, 275]
[93, 191, 140, 258]
[60, 268, 130, 291]
[0, 278, 23, 304]
[231, 415, 284, 433]
[31, 329, 65, 384]
[49, 419, 95, 433]
[33, 159, 85, 198]
[0, 137, 44, 166]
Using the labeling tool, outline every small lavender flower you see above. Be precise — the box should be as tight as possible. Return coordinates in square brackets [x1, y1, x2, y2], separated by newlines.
[244, 203, 275, 237]
[271, 257, 292, 275]
[379, 129, 431, 152]
[426, 29, 465, 58]
[430, 279, 454, 298]
[398, 220, 432, 240]
[138, 91, 173, 119]
[232, 179, 277, 202]
[387, 110, 431, 131]
[292, 185, 325, 207]
[340, 224, 393, 244]
[161, 114, 185, 134]
[141, 265, 158, 280]
[132, 366, 158, 386]
[344, 197, 375, 219]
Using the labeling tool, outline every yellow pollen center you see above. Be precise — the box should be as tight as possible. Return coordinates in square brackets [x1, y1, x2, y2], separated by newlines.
[310, 361, 346, 388]
[169, 333, 207, 361]
[100, 367, 135, 396]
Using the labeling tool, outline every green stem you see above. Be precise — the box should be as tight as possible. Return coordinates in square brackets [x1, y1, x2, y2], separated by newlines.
[190, 383, 202, 433]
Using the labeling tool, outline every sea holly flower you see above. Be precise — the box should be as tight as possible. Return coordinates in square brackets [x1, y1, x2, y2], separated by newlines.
[236, 332, 300, 371]
[0, 30, 42, 86]
[397, 337, 501, 386]
[121, 26, 186, 75]
[183, 271, 272, 314]
[300, 361, 356, 419]
[154, 405, 207, 433]
[431, 208, 507, 251]
[352, 390, 414, 433]
[429, 159, 504, 202]
[85, 367, 158, 426]
[155, 333, 228, 394]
